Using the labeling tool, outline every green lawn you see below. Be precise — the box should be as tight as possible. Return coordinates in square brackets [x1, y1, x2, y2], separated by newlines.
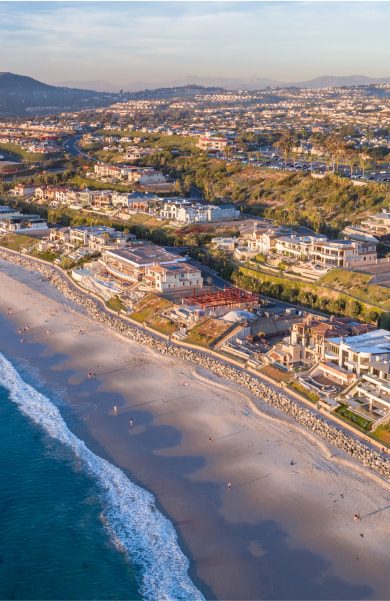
[131, 293, 173, 322]
[107, 295, 126, 312]
[128, 213, 154, 225]
[0, 233, 37, 251]
[94, 129, 195, 153]
[334, 405, 373, 431]
[0, 142, 48, 162]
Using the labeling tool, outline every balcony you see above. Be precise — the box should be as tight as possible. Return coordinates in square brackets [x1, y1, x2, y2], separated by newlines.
[325, 350, 339, 361]
[344, 359, 358, 369]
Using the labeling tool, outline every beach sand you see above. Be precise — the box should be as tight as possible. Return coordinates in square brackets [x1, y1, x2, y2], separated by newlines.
[1, 258, 390, 600]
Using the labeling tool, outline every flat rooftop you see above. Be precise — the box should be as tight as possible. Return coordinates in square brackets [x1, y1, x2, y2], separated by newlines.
[105, 244, 186, 267]
[327, 329, 390, 355]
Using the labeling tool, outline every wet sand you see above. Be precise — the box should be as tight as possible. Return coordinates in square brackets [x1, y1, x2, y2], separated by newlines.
[1, 259, 390, 600]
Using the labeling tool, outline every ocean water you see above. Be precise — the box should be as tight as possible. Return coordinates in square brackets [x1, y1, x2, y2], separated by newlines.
[0, 351, 204, 601]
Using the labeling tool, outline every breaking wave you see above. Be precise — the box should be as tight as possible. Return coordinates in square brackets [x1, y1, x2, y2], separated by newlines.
[0, 352, 204, 601]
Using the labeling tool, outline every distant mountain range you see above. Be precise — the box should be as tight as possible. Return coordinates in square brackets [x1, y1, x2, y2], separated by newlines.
[2, 71, 390, 117]
[0, 72, 225, 116]
[54, 74, 390, 93]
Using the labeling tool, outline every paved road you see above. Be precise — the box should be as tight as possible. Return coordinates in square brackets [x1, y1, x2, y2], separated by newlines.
[190, 185, 203, 200]
[63, 135, 83, 157]
[63, 135, 97, 161]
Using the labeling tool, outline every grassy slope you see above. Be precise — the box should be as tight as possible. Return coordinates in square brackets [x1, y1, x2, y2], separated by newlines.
[0, 233, 37, 251]
[239, 265, 385, 315]
[318, 269, 390, 309]
[0, 142, 48, 162]
[184, 318, 232, 347]
[94, 129, 196, 152]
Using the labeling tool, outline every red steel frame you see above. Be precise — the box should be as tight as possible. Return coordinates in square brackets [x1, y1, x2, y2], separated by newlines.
[182, 286, 260, 310]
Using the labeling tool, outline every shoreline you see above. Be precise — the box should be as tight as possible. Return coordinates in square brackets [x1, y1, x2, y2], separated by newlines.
[1, 248, 390, 479]
[1, 257, 390, 599]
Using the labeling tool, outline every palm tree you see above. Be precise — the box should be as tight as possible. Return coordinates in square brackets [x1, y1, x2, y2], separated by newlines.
[279, 134, 294, 168]
[359, 156, 369, 179]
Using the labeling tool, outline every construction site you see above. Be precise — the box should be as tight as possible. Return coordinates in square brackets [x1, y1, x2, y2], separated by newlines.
[182, 286, 261, 313]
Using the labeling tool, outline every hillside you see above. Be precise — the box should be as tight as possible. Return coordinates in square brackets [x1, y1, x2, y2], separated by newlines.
[0, 72, 121, 116]
[0, 73, 229, 117]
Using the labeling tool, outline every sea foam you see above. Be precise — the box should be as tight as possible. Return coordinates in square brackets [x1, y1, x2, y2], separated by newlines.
[0, 352, 205, 601]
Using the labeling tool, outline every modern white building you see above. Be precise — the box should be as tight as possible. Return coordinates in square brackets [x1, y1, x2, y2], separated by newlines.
[175, 203, 239, 224]
[212, 237, 239, 251]
[246, 228, 377, 268]
[101, 243, 186, 282]
[144, 263, 203, 292]
[197, 137, 231, 151]
[0, 214, 48, 233]
[0, 206, 22, 221]
[325, 329, 390, 376]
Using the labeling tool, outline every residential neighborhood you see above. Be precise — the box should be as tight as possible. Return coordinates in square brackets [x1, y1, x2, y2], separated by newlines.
[3, 80, 390, 446]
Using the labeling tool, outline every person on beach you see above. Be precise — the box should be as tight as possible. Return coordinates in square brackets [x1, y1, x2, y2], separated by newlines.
[114, 405, 117, 416]
[88, 372, 91, 381]
[93, 372, 96, 380]
[18, 328, 22, 335]
[130, 418, 133, 428]
[228, 482, 232, 490]
[209, 436, 212, 442]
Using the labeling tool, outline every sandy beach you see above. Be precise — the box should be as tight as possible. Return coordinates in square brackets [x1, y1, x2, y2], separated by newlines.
[1, 258, 390, 600]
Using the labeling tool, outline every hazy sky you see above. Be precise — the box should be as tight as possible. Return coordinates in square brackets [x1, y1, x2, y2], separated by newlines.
[1, 1, 390, 88]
